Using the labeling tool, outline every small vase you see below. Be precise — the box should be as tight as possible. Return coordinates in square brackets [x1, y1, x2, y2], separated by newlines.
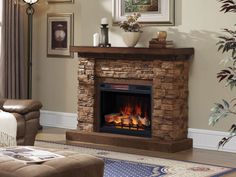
[122, 32, 141, 47]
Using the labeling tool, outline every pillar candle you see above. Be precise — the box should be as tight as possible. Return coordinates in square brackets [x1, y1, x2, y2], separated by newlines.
[101, 17, 108, 25]
[93, 33, 100, 47]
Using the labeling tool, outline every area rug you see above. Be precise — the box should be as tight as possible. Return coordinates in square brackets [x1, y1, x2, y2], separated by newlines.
[35, 141, 236, 177]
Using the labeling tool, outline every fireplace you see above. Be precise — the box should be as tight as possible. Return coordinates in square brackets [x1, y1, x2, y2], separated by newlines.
[98, 83, 152, 137]
[67, 46, 194, 152]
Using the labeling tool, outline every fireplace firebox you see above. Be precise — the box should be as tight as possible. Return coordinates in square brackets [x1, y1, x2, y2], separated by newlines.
[98, 83, 152, 137]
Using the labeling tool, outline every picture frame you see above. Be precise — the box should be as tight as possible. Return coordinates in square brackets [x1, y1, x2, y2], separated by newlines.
[47, 13, 74, 58]
[112, 0, 175, 25]
[47, 0, 74, 3]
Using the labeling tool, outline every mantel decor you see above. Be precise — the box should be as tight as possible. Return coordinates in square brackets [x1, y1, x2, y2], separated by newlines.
[120, 13, 142, 47]
[112, 0, 175, 25]
[99, 18, 111, 47]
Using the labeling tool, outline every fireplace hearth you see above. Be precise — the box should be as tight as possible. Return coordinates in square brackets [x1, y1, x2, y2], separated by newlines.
[67, 46, 194, 152]
[98, 83, 152, 137]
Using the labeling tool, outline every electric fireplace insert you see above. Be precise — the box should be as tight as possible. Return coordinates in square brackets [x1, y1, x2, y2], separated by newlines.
[98, 83, 152, 137]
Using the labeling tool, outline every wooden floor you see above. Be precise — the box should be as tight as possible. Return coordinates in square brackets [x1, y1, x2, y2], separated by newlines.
[36, 127, 236, 177]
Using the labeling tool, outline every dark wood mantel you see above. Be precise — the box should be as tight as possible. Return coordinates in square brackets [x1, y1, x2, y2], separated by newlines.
[70, 46, 194, 60]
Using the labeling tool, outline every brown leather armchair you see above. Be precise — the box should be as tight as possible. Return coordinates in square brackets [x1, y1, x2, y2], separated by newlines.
[0, 99, 42, 146]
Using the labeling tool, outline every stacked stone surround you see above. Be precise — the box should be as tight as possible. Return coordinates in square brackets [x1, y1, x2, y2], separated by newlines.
[78, 58, 189, 141]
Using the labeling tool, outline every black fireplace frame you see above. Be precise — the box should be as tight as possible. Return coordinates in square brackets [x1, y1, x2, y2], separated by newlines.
[95, 80, 152, 138]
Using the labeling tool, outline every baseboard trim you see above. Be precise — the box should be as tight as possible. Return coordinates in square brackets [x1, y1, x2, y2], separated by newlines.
[40, 110, 77, 130]
[188, 128, 236, 153]
[40, 110, 236, 153]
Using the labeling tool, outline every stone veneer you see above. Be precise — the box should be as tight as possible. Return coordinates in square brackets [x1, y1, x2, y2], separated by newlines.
[78, 58, 189, 141]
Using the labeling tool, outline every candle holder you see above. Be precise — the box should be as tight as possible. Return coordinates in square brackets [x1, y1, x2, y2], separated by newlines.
[99, 24, 111, 47]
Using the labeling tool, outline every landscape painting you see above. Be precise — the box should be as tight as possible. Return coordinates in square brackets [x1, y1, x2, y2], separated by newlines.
[112, 0, 174, 25]
[125, 0, 159, 13]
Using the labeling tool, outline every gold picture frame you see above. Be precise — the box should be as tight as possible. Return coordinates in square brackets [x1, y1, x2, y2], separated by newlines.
[112, 0, 175, 25]
[47, 13, 74, 58]
[47, 0, 74, 3]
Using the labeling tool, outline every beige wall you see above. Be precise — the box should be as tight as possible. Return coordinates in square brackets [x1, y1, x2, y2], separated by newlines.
[32, 0, 236, 131]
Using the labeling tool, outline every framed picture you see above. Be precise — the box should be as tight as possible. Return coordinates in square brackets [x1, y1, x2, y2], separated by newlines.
[112, 0, 175, 25]
[47, 0, 74, 3]
[47, 13, 74, 58]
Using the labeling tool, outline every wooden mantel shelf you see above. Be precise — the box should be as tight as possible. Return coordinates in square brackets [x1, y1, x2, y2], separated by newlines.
[70, 46, 194, 60]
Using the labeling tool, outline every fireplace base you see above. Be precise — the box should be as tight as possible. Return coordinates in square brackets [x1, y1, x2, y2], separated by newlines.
[66, 131, 193, 153]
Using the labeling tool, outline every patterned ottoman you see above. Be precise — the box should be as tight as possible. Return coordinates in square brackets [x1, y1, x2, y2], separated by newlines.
[0, 147, 104, 177]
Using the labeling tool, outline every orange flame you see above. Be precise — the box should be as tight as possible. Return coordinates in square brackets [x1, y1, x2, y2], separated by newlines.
[121, 103, 132, 115]
[121, 103, 143, 116]
[135, 104, 142, 116]
[105, 102, 150, 129]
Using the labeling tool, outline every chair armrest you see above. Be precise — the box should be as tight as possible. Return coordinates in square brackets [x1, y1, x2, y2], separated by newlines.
[2, 99, 42, 114]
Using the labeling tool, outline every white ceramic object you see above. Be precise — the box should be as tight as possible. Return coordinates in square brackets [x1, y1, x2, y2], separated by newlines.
[122, 32, 141, 47]
[93, 33, 100, 46]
